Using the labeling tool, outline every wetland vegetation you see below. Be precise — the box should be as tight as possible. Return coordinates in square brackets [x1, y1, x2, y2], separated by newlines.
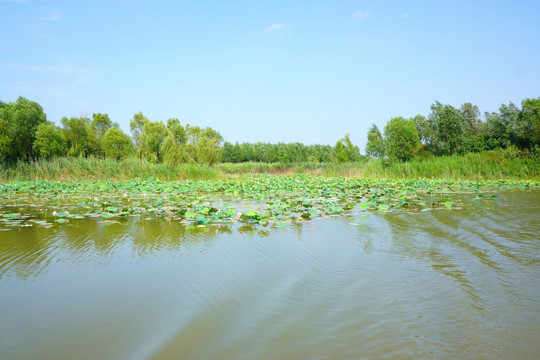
[1, 96, 540, 359]
[0, 96, 539, 182]
[1, 175, 537, 231]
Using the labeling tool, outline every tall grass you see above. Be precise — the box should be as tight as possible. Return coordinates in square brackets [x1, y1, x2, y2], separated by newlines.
[0, 157, 221, 182]
[1, 148, 538, 182]
[216, 150, 539, 180]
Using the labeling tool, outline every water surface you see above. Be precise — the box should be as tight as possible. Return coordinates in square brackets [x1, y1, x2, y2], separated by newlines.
[1, 190, 539, 359]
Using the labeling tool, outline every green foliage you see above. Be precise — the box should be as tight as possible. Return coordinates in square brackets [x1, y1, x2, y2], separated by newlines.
[429, 102, 464, 155]
[141, 121, 168, 163]
[485, 102, 519, 149]
[166, 118, 187, 144]
[365, 124, 384, 157]
[341, 134, 361, 162]
[91, 113, 115, 140]
[1, 173, 536, 230]
[61, 116, 94, 157]
[161, 118, 190, 167]
[460, 102, 483, 135]
[221, 141, 334, 163]
[185, 125, 223, 166]
[33, 122, 67, 158]
[412, 114, 433, 146]
[130, 112, 149, 157]
[384, 117, 420, 161]
[102, 128, 133, 160]
[516, 97, 540, 149]
[334, 134, 361, 163]
[334, 141, 348, 163]
[0, 97, 47, 162]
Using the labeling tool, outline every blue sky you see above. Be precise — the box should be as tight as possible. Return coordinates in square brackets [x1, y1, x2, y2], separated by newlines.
[1, 0, 539, 151]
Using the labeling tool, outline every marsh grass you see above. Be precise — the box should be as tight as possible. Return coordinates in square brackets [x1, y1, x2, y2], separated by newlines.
[0, 148, 538, 181]
[0, 157, 221, 182]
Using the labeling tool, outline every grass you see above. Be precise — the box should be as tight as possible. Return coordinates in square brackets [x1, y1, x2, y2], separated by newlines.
[217, 150, 539, 180]
[0, 157, 221, 182]
[0, 148, 538, 182]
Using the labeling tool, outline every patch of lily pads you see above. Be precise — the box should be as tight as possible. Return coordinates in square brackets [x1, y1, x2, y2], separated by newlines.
[0, 175, 537, 230]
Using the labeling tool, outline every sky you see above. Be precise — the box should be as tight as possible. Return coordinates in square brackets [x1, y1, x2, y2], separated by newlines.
[1, 0, 539, 151]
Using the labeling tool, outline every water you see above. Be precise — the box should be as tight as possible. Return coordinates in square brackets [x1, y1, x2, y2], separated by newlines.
[1, 190, 539, 359]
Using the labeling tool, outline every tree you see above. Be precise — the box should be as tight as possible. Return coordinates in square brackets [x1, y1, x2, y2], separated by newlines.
[485, 102, 519, 149]
[412, 114, 433, 147]
[91, 113, 115, 140]
[185, 125, 224, 165]
[102, 128, 133, 160]
[460, 103, 482, 135]
[429, 101, 464, 155]
[166, 118, 187, 144]
[365, 124, 384, 157]
[62, 116, 91, 157]
[341, 134, 361, 162]
[334, 140, 348, 163]
[515, 98, 540, 149]
[130, 112, 149, 159]
[383, 117, 420, 161]
[161, 118, 191, 166]
[0, 97, 47, 161]
[33, 122, 66, 158]
[0, 115, 10, 162]
[141, 121, 168, 163]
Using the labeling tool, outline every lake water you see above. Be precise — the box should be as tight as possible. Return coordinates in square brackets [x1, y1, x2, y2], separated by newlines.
[1, 190, 539, 359]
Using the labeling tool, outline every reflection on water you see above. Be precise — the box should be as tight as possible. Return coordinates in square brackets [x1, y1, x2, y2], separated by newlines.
[0, 190, 539, 359]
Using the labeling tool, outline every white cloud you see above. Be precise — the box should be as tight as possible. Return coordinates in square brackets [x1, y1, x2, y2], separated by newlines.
[267, 23, 289, 32]
[402, 13, 410, 19]
[354, 11, 372, 19]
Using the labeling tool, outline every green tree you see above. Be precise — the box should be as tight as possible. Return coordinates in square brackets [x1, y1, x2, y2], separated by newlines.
[412, 114, 433, 147]
[33, 122, 66, 158]
[62, 116, 91, 157]
[334, 140, 349, 163]
[161, 118, 191, 166]
[485, 102, 519, 149]
[365, 124, 384, 157]
[185, 125, 224, 165]
[0, 97, 47, 161]
[0, 115, 10, 162]
[384, 117, 420, 161]
[515, 97, 540, 149]
[102, 128, 133, 160]
[130, 112, 149, 160]
[91, 113, 115, 140]
[429, 101, 464, 155]
[460, 103, 482, 135]
[141, 121, 168, 163]
[341, 134, 361, 162]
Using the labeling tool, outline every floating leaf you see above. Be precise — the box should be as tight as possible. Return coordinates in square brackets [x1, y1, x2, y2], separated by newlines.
[3, 213, 19, 219]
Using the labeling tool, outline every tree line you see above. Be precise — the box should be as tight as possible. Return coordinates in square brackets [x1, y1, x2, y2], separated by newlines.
[1, 96, 538, 166]
[0, 98, 224, 166]
[366, 98, 540, 161]
[222, 134, 360, 163]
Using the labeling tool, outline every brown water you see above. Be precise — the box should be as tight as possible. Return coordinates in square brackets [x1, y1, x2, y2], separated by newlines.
[1, 190, 539, 359]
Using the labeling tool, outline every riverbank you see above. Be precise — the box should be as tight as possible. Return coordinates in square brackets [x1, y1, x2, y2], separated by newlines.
[1, 148, 538, 182]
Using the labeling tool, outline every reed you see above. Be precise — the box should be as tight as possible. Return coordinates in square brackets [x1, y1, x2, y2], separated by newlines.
[0, 148, 538, 182]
